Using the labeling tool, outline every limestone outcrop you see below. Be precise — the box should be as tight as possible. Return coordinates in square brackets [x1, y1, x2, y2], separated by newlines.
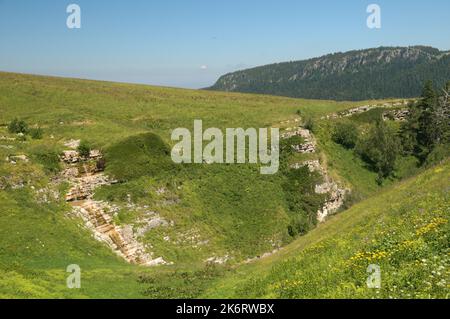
[322, 100, 410, 120]
[315, 179, 347, 223]
[281, 127, 317, 154]
[281, 121, 347, 222]
[61, 146, 170, 266]
[383, 109, 410, 121]
[71, 200, 167, 265]
[65, 172, 116, 202]
[61, 149, 102, 164]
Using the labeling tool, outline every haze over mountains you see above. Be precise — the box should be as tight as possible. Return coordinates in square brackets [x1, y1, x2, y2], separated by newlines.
[208, 46, 450, 101]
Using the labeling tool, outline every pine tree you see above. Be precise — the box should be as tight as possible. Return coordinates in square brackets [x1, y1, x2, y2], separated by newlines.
[357, 117, 400, 183]
[400, 101, 420, 155]
[401, 80, 450, 164]
[415, 81, 438, 159]
[434, 81, 450, 145]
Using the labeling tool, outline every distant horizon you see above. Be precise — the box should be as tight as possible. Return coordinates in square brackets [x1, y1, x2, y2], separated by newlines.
[1, 0, 450, 88]
[2, 44, 449, 91]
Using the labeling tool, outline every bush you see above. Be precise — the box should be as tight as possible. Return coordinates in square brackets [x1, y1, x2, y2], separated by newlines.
[105, 132, 178, 181]
[332, 122, 358, 149]
[8, 118, 28, 134]
[29, 127, 43, 139]
[356, 119, 400, 182]
[96, 158, 106, 171]
[287, 214, 310, 237]
[424, 144, 450, 167]
[77, 140, 91, 158]
[282, 166, 324, 236]
[279, 135, 304, 156]
[341, 190, 364, 210]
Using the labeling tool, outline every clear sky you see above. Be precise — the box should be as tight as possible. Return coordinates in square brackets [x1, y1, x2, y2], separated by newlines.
[0, 0, 449, 88]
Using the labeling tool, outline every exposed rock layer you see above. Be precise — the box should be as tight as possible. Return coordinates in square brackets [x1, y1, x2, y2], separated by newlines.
[61, 147, 169, 266]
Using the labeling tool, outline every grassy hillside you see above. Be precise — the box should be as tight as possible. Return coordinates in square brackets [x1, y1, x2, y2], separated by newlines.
[0, 72, 446, 298]
[0, 72, 366, 145]
[204, 162, 449, 298]
[0, 72, 388, 265]
[1, 161, 446, 298]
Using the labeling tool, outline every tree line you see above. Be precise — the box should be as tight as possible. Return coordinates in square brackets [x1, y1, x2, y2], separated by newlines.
[332, 81, 450, 183]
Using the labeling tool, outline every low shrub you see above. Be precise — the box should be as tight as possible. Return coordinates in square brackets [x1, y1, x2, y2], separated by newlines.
[29, 127, 43, 139]
[8, 118, 28, 134]
[332, 121, 358, 149]
[77, 140, 91, 158]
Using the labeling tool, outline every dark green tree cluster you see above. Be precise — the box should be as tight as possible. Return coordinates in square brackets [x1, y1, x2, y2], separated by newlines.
[401, 81, 450, 164]
[356, 119, 401, 183]
[278, 135, 325, 237]
[282, 166, 324, 237]
[332, 121, 358, 149]
[331, 117, 401, 183]
[330, 81, 449, 183]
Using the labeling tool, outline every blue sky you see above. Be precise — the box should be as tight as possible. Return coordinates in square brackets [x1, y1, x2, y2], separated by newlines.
[0, 0, 449, 88]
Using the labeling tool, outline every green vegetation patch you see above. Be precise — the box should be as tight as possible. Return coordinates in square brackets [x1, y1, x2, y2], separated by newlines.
[105, 132, 179, 181]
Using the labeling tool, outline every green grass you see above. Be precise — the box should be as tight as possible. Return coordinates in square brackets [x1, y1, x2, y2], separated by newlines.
[0, 72, 447, 299]
[314, 120, 382, 196]
[1, 162, 447, 298]
[0, 72, 364, 146]
[0, 72, 369, 266]
[203, 162, 450, 298]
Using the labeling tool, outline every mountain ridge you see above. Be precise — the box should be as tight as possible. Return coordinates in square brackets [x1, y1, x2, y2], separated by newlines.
[207, 46, 450, 101]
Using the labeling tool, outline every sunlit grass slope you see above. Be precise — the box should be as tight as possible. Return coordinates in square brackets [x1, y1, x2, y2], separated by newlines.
[0, 72, 370, 145]
[204, 162, 449, 299]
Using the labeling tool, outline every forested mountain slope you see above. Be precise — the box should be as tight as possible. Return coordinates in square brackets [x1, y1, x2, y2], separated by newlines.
[208, 46, 450, 101]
